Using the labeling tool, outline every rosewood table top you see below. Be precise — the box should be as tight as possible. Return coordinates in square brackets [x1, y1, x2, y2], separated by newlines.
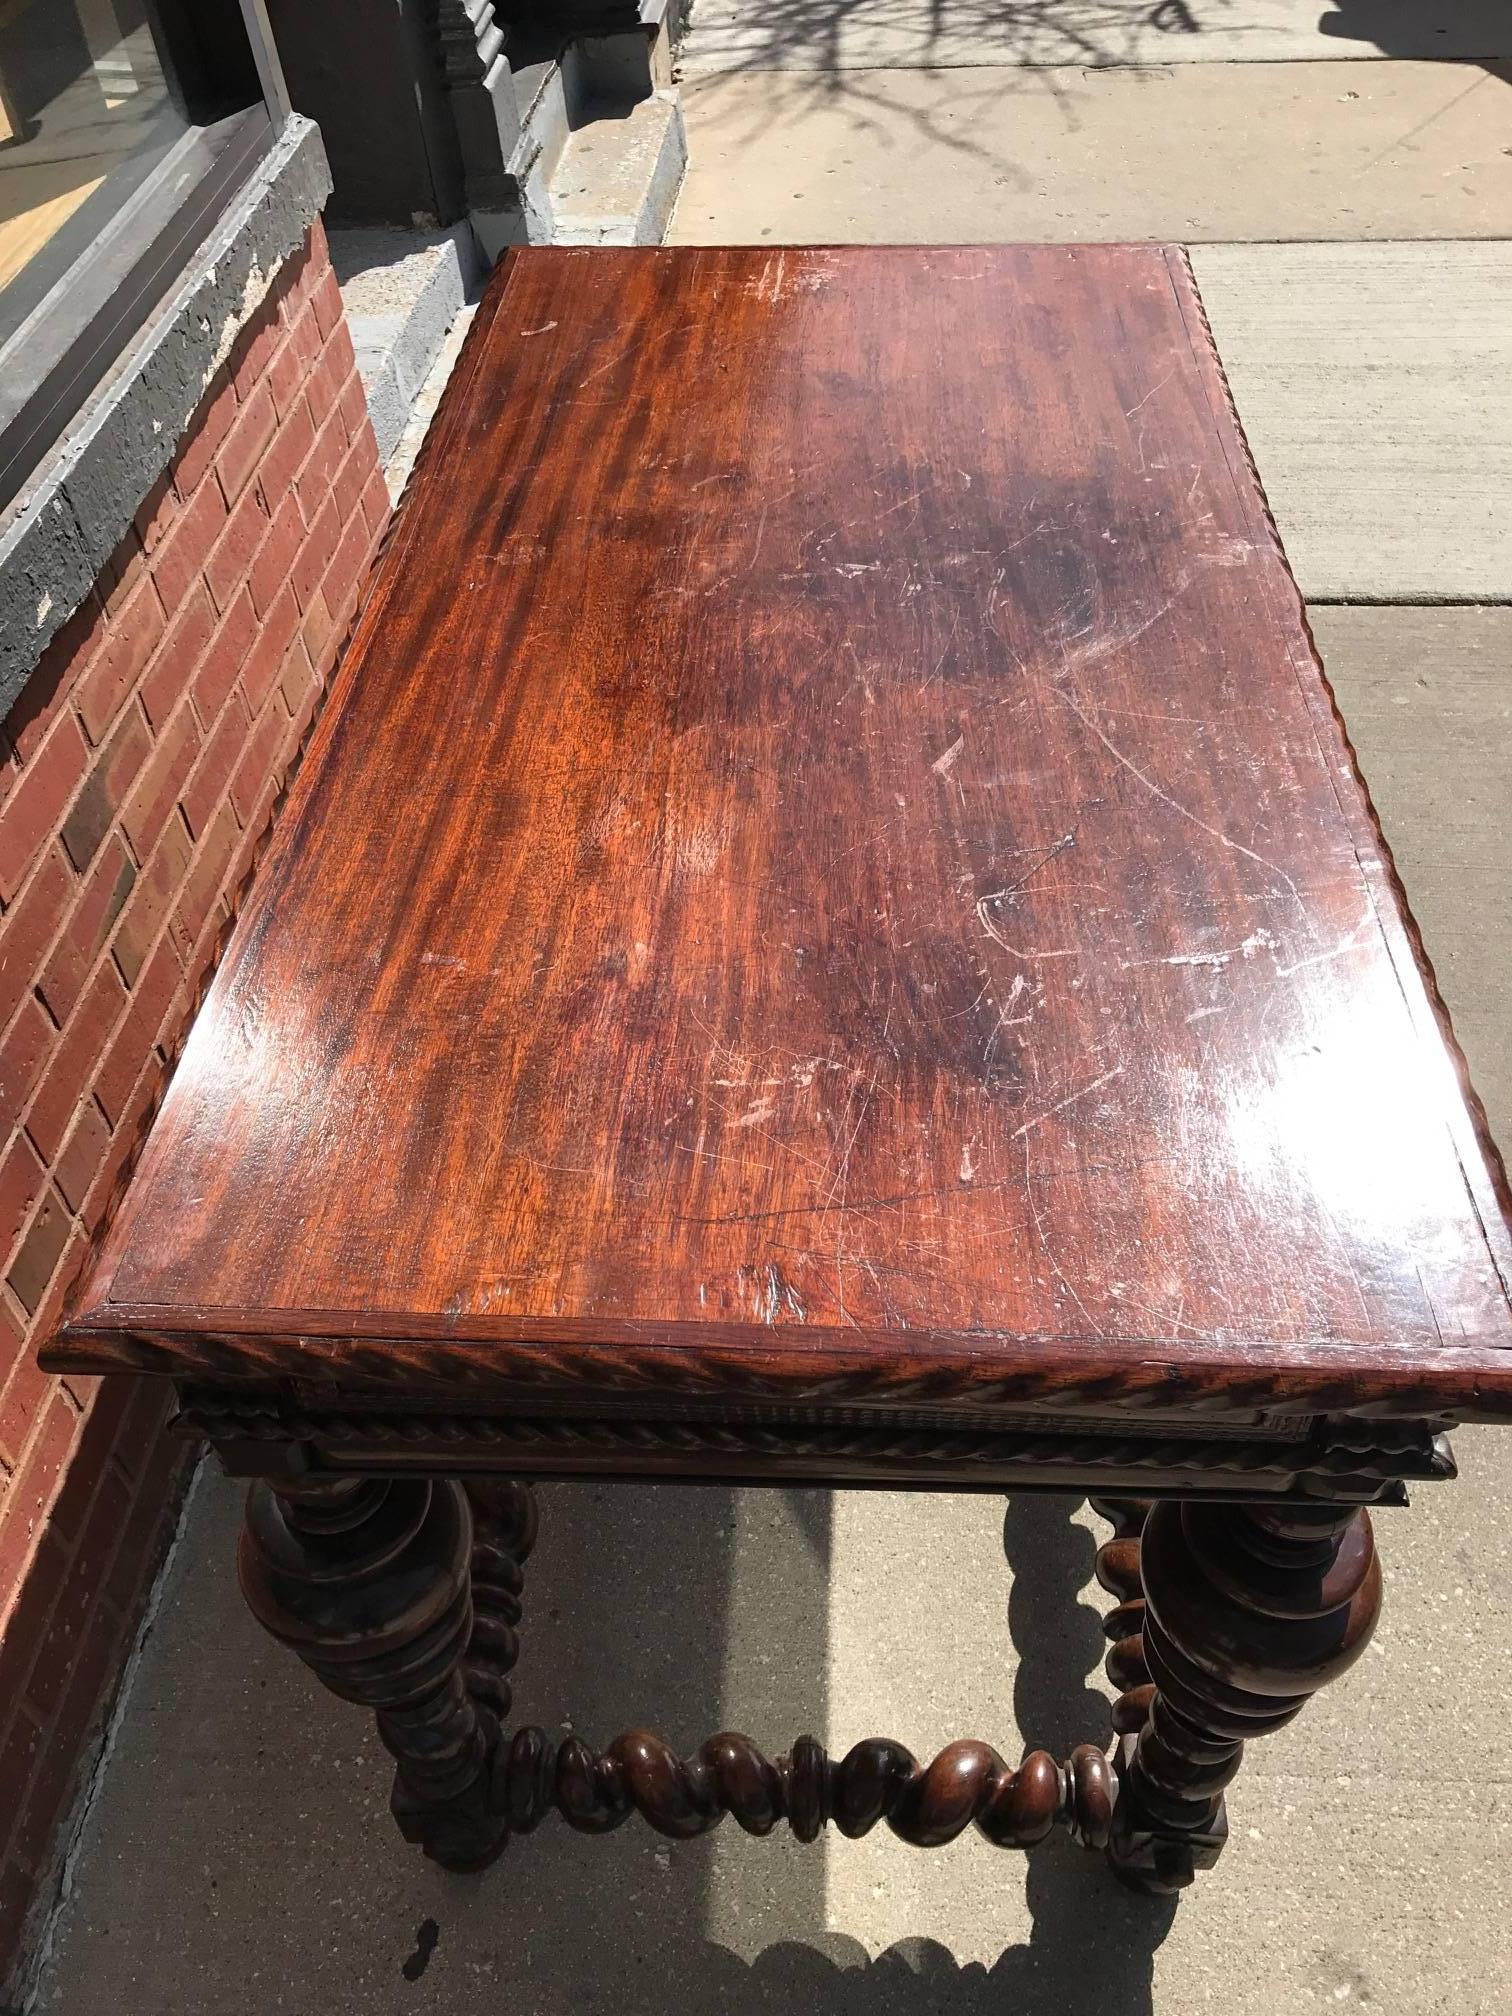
[49, 244, 1512, 1424]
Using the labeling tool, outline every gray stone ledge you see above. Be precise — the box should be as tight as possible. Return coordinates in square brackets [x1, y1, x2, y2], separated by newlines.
[0, 115, 333, 720]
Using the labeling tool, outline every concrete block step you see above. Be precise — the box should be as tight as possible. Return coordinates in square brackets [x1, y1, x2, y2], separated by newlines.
[547, 89, 688, 245]
[329, 226, 482, 469]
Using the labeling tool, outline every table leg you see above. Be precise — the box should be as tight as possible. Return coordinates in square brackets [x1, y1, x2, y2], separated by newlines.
[1091, 1496, 1157, 1737]
[461, 1479, 538, 1719]
[238, 1474, 512, 1871]
[1105, 1499, 1382, 1894]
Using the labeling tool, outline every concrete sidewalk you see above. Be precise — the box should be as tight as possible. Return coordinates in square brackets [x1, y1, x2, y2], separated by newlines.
[29, 14, 1512, 2015]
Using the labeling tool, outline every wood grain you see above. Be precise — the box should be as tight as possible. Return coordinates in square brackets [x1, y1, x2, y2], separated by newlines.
[48, 245, 1512, 1417]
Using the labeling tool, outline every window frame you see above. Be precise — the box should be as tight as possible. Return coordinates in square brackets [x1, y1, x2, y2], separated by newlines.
[0, 0, 290, 513]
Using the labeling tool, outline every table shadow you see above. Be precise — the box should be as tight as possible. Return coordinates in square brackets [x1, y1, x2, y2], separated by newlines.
[1315, 0, 1511, 76]
[497, 1487, 1177, 2016]
[35, 1477, 1178, 2016]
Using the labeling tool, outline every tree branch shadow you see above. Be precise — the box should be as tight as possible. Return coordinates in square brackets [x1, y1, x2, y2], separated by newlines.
[675, 0, 1512, 169]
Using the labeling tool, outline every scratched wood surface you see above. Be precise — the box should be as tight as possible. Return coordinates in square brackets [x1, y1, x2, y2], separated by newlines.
[50, 246, 1512, 1415]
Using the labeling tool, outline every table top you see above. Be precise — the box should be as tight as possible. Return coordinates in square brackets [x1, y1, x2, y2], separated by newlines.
[50, 244, 1512, 1421]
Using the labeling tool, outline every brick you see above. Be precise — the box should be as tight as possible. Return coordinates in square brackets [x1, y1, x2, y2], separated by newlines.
[337, 367, 370, 447]
[5, 599, 101, 768]
[16, 1536, 96, 1732]
[0, 1397, 76, 1598]
[139, 581, 217, 731]
[296, 409, 348, 524]
[231, 297, 282, 402]
[0, 1135, 45, 1258]
[170, 369, 238, 500]
[122, 700, 201, 860]
[102, 1424, 187, 1625]
[310, 263, 343, 341]
[277, 235, 311, 309]
[322, 510, 373, 631]
[86, 1055, 148, 1172]
[216, 383, 278, 508]
[62, 1375, 131, 1492]
[193, 587, 258, 726]
[249, 489, 307, 619]
[181, 689, 251, 839]
[149, 474, 228, 614]
[0, 999, 54, 1120]
[203, 479, 271, 615]
[73, 578, 166, 745]
[0, 1707, 43, 1852]
[128, 916, 180, 1039]
[97, 532, 148, 624]
[0, 1293, 40, 1464]
[231, 773, 280, 869]
[22, 961, 128, 1162]
[177, 891, 230, 983]
[292, 491, 341, 611]
[226, 794, 271, 892]
[298, 586, 336, 676]
[305, 342, 348, 441]
[111, 815, 191, 987]
[261, 398, 318, 524]
[281, 630, 322, 713]
[105, 1377, 172, 1486]
[0, 713, 89, 902]
[38, 839, 134, 1025]
[2, 1860, 40, 1976]
[278, 240, 314, 319]
[58, 702, 151, 872]
[96, 937, 180, 1125]
[52, 1101, 110, 1215]
[133, 471, 177, 558]
[61, 1432, 131, 1576]
[286, 296, 322, 375]
[154, 487, 230, 628]
[78, 1057, 154, 1226]
[0, 1395, 78, 1596]
[0, 1523, 65, 1715]
[266, 333, 309, 423]
[46, 1579, 129, 1795]
[361, 467, 392, 544]
[324, 317, 359, 398]
[28, 1218, 85, 1340]
[348, 411, 381, 482]
[172, 801, 240, 961]
[332, 429, 371, 527]
[15, 1594, 125, 1881]
[0, 848, 71, 1031]
[240, 583, 300, 717]
[4, 1186, 71, 1316]
[230, 696, 291, 827]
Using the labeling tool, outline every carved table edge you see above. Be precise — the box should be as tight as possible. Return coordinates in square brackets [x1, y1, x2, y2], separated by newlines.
[177, 1390, 1454, 1504]
[42, 1317, 1512, 1424]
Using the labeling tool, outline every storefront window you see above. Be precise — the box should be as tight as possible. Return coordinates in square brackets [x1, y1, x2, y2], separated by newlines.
[0, 0, 282, 507]
[0, 2, 187, 307]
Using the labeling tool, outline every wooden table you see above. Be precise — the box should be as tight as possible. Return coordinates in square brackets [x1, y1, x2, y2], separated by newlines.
[46, 246, 1512, 1895]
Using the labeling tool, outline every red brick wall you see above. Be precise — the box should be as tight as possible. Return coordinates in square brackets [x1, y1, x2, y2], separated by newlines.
[0, 217, 388, 1986]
